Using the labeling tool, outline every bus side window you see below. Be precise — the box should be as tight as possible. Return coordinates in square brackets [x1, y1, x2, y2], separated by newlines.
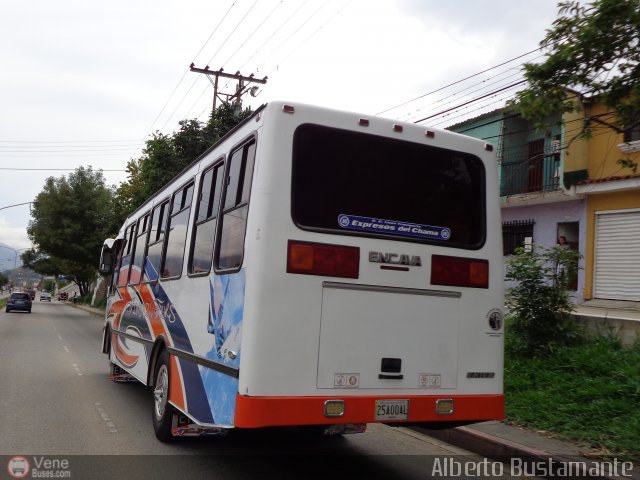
[189, 161, 224, 275]
[117, 224, 136, 287]
[216, 139, 256, 271]
[161, 182, 195, 279]
[110, 239, 125, 292]
[129, 212, 150, 285]
[145, 199, 169, 281]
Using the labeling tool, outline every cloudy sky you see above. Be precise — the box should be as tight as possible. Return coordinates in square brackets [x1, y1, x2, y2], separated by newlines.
[0, 0, 561, 264]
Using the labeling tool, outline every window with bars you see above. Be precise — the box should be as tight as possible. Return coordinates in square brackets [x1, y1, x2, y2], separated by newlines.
[502, 219, 534, 255]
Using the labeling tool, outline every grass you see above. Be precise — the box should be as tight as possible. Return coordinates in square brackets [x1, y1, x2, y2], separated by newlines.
[504, 336, 640, 460]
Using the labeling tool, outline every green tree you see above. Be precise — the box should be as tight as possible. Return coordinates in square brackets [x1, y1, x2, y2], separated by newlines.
[27, 167, 118, 296]
[505, 245, 582, 356]
[115, 103, 253, 217]
[0, 272, 8, 287]
[513, 0, 640, 139]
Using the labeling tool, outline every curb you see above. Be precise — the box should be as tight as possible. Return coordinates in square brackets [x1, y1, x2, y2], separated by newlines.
[66, 302, 105, 318]
[413, 426, 637, 480]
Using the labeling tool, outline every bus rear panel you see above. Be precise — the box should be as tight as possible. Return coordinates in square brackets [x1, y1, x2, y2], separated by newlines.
[234, 103, 504, 428]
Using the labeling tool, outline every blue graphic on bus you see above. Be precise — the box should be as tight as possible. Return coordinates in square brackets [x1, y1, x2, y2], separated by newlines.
[338, 214, 451, 241]
[201, 269, 245, 426]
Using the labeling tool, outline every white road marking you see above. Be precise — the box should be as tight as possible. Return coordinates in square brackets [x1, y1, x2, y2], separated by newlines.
[63, 346, 69, 353]
[94, 402, 118, 433]
[71, 363, 83, 376]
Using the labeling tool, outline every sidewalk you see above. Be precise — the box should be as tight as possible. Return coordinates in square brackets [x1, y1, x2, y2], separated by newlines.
[417, 421, 639, 479]
[66, 301, 105, 318]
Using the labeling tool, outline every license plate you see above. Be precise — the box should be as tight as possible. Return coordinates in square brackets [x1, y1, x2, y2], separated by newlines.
[375, 400, 409, 421]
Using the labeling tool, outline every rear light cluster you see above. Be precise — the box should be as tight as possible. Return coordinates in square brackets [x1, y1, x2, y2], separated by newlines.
[431, 255, 489, 289]
[287, 240, 359, 279]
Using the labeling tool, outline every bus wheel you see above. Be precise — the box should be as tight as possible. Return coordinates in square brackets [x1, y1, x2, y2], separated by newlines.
[152, 349, 175, 442]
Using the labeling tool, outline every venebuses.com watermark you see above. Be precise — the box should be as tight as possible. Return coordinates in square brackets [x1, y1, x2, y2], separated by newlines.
[7, 456, 71, 479]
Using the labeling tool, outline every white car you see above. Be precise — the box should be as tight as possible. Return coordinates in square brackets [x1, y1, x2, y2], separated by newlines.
[40, 292, 52, 302]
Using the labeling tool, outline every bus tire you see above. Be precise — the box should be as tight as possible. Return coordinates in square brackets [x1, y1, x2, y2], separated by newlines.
[152, 349, 175, 442]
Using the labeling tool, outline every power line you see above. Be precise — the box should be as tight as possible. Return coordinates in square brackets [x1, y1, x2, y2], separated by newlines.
[132, 0, 239, 161]
[404, 75, 525, 124]
[221, 1, 284, 67]
[414, 80, 526, 124]
[236, 0, 311, 74]
[257, 0, 332, 72]
[0, 147, 137, 153]
[159, 0, 261, 132]
[192, 0, 239, 64]
[0, 168, 126, 171]
[265, 0, 351, 77]
[399, 67, 527, 122]
[204, 0, 261, 67]
[376, 47, 541, 116]
[0, 140, 141, 144]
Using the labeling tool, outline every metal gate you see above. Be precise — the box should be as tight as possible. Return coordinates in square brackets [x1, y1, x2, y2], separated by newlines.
[594, 210, 640, 301]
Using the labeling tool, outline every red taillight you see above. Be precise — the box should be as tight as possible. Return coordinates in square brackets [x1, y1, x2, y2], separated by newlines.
[431, 255, 489, 289]
[287, 240, 359, 279]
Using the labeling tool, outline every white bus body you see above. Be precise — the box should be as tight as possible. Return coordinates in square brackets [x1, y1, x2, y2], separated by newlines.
[101, 101, 504, 440]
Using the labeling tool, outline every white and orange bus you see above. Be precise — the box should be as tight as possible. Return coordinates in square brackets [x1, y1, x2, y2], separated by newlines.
[99, 101, 505, 441]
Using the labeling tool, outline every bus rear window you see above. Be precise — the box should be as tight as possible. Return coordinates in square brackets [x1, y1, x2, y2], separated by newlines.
[292, 124, 486, 249]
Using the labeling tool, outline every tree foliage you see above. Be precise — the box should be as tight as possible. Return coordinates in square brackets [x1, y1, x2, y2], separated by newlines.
[513, 0, 640, 136]
[505, 245, 583, 357]
[27, 167, 118, 296]
[116, 103, 253, 218]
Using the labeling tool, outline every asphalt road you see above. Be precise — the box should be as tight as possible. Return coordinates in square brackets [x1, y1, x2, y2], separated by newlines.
[0, 301, 524, 480]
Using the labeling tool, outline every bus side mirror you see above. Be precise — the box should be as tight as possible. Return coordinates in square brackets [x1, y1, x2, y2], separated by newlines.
[99, 251, 114, 275]
[99, 238, 117, 275]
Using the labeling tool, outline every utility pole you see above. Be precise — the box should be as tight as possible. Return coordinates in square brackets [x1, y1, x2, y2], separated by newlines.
[189, 64, 267, 112]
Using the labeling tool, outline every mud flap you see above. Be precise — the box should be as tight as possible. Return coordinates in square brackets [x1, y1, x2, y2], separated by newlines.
[171, 414, 229, 437]
[108, 362, 138, 383]
[322, 424, 367, 435]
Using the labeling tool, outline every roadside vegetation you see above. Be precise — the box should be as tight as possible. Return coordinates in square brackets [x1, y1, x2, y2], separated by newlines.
[504, 246, 640, 460]
[505, 335, 640, 460]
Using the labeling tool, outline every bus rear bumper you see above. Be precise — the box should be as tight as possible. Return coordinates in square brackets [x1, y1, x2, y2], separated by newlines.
[234, 393, 504, 428]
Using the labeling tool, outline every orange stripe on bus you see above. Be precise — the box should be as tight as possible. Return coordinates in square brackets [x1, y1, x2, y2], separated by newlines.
[114, 336, 139, 367]
[110, 286, 132, 329]
[138, 283, 170, 342]
[168, 354, 186, 412]
[234, 394, 504, 428]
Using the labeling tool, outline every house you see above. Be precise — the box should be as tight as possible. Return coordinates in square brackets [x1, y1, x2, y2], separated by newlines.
[448, 97, 640, 303]
[564, 99, 640, 302]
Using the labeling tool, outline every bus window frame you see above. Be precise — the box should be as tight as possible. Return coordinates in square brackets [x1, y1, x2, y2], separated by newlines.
[128, 211, 151, 286]
[117, 223, 136, 287]
[143, 197, 171, 284]
[110, 238, 125, 293]
[160, 179, 195, 281]
[188, 157, 225, 278]
[214, 134, 257, 275]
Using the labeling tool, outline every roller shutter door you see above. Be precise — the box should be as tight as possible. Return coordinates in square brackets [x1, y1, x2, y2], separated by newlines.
[594, 210, 640, 301]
